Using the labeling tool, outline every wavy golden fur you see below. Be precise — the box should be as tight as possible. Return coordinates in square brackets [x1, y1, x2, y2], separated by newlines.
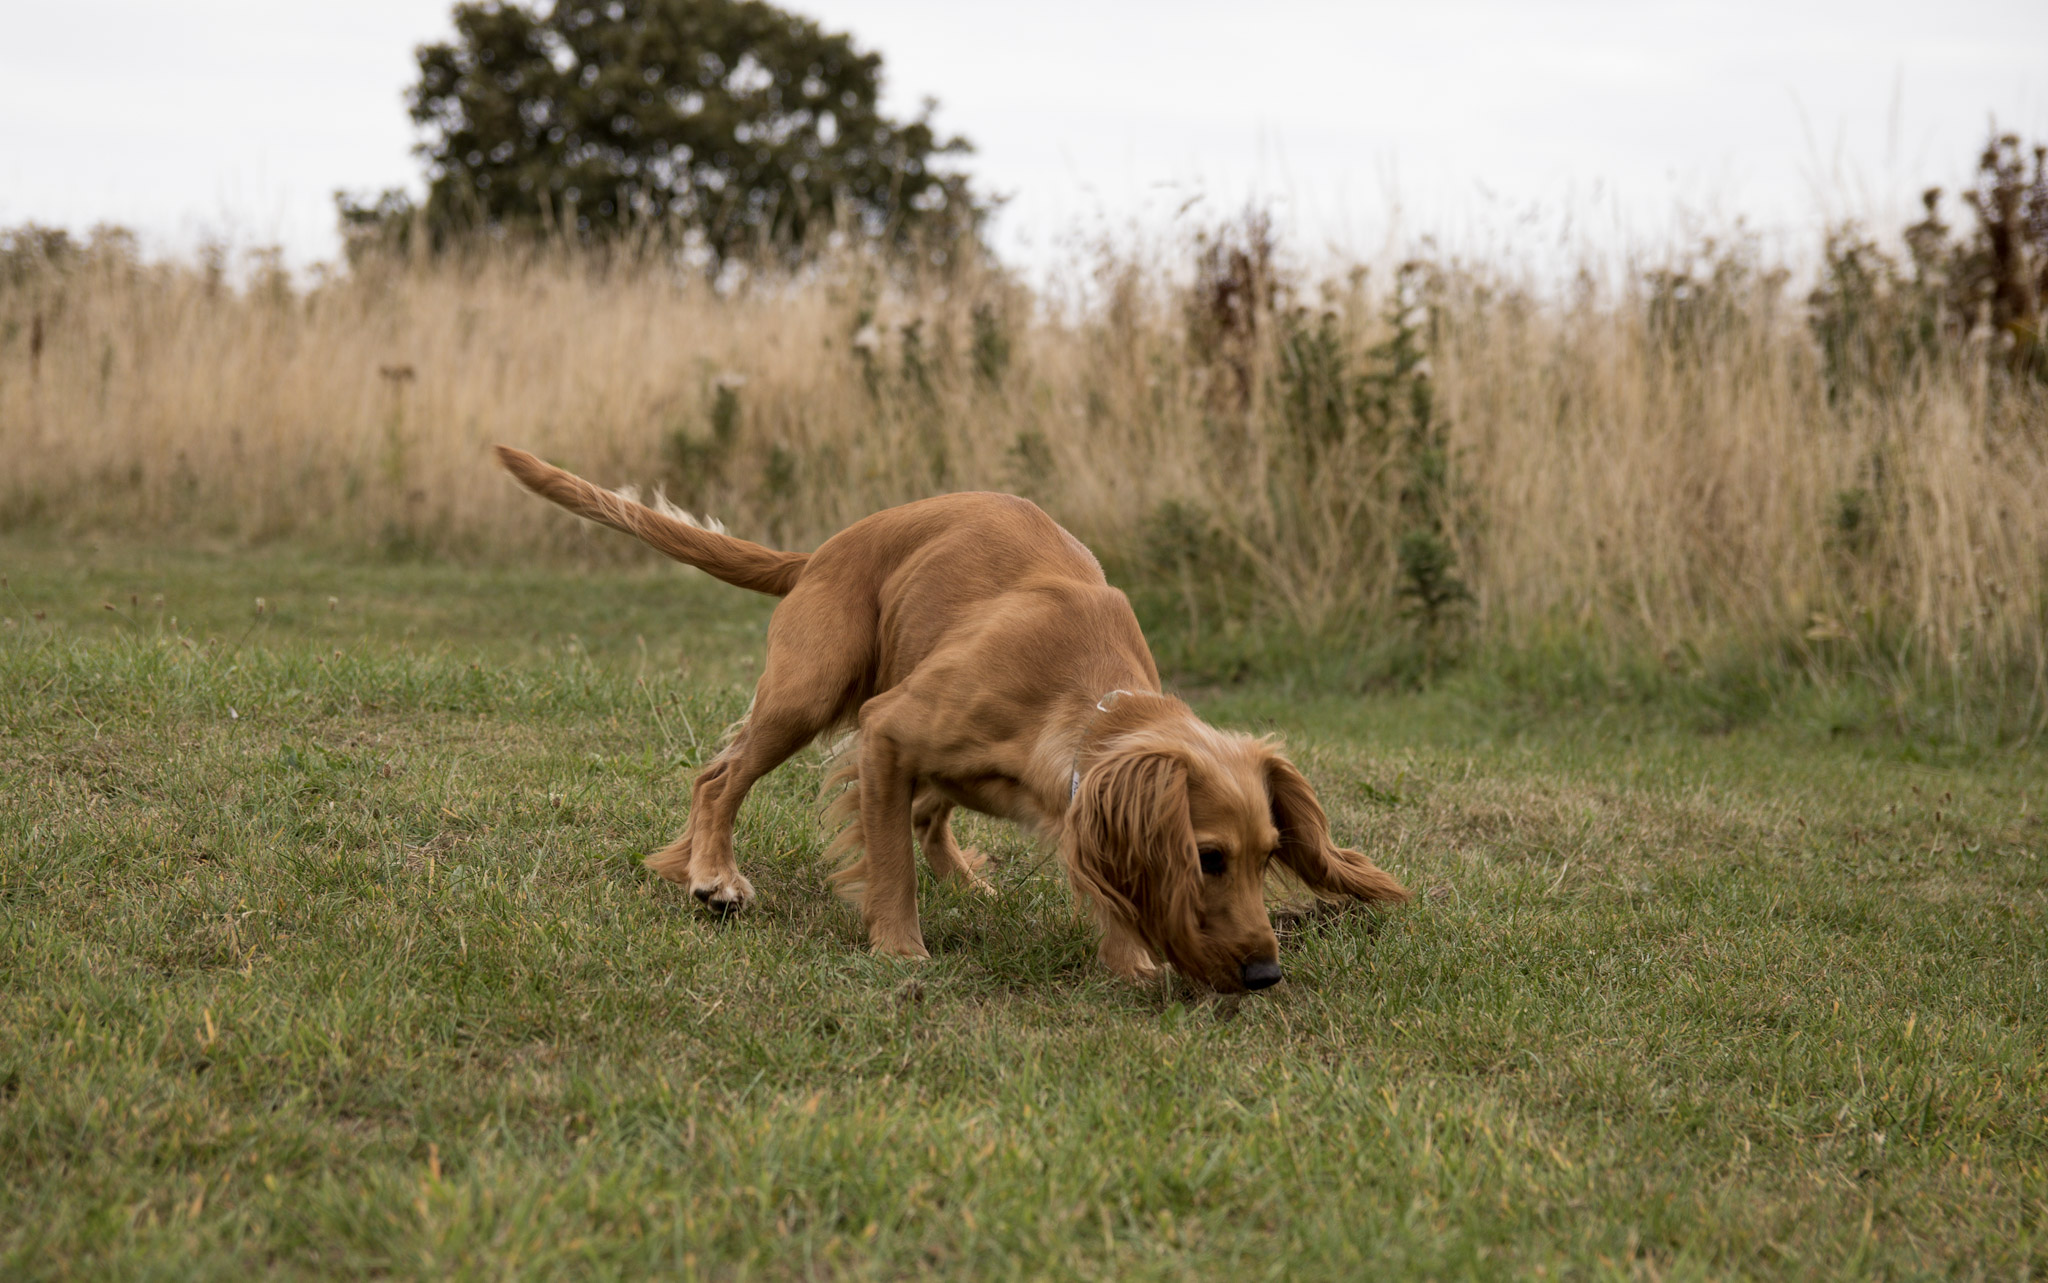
[496, 444, 1406, 992]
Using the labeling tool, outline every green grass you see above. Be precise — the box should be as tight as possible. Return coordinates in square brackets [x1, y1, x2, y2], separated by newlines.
[2, 535, 2044, 1280]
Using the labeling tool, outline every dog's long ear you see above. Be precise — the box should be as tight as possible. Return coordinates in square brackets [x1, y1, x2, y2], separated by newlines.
[1265, 751, 1409, 903]
[1063, 746, 1203, 958]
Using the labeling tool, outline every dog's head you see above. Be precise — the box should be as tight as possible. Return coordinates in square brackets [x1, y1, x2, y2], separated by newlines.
[1063, 711, 1407, 993]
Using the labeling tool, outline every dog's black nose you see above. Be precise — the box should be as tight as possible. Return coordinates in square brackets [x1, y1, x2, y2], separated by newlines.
[1240, 959, 1283, 991]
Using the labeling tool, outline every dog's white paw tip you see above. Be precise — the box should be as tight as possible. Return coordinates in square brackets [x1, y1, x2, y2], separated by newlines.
[690, 875, 755, 913]
[871, 938, 930, 961]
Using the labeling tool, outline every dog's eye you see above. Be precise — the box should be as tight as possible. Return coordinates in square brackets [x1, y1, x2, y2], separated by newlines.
[1197, 846, 1227, 876]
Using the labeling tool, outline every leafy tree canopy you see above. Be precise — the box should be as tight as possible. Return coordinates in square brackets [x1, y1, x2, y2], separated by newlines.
[341, 0, 981, 263]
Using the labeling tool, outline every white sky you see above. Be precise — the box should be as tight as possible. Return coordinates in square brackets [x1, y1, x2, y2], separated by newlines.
[2, 0, 2043, 274]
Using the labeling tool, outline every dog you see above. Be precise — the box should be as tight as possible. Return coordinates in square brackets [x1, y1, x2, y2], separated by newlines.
[496, 445, 1406, 992]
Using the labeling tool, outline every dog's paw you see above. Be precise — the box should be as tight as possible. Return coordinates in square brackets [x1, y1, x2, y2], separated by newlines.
[1114, 957, 1163, 984]
[955, 848, 998, 896]
[1098, 934, 1161, 983]
[690, 870, 755, 913]
[870, 932, 930, 961]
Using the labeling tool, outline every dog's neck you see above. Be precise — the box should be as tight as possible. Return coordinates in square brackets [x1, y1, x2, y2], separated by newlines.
[1064, 688, 1177, 807]
[1069, 689, 1135, 801]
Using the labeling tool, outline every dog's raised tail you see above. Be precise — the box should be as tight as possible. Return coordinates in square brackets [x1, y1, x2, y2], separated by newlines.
[495, 445, 808, 597]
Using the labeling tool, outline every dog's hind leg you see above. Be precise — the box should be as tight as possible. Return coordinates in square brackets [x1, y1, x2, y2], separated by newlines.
[913, 790, 992, 894]
[668, 715, 815, 909]
[653, 585, 875, 911]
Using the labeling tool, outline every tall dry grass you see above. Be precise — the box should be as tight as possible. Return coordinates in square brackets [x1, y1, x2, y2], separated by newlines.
[2, 227, 2043, 719]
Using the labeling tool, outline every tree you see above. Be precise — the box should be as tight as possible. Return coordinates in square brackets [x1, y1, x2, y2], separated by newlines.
[341, 0, 981, 263]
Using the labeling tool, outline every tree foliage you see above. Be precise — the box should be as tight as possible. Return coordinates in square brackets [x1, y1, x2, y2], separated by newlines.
[341, 0, 981, 263]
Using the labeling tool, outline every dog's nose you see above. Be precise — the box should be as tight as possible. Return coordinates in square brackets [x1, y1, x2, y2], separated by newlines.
[1240, 959, 1283, 991]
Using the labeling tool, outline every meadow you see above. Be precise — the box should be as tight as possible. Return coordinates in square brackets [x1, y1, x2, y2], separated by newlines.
[2, 536, 2043, 1279]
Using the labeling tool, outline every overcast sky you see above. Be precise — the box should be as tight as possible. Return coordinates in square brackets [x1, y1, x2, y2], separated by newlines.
[3, 0, 2043, 273]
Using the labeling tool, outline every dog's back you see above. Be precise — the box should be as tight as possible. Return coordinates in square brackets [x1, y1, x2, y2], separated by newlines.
[795, 490, 1147, 691]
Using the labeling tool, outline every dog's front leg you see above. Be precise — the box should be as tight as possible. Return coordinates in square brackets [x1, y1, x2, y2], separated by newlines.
[856, 721, 928, 959]
[1097, 918, 1162, 983]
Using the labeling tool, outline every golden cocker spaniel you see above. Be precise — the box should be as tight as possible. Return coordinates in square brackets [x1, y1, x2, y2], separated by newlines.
[498, 445, 1406, 992]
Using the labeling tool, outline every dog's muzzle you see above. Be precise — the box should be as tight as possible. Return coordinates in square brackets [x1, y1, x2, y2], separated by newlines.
[1240, 959, 1283, 991]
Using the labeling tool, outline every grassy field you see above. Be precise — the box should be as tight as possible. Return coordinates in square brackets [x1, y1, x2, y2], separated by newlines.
[2, 535, 2044, 1279]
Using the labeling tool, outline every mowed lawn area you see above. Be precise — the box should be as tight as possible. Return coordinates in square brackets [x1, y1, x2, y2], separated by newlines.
[2, 536, 2043, 1280]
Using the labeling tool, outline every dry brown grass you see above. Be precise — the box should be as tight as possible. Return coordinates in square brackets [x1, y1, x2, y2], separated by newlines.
[2, 229, 2043, 708]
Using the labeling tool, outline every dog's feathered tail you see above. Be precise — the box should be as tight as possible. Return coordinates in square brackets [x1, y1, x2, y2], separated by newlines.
[495, 445, 808, 597]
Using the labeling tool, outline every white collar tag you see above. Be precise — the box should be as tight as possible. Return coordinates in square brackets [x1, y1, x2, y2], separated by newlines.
[1069, 690, 1136, 805]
